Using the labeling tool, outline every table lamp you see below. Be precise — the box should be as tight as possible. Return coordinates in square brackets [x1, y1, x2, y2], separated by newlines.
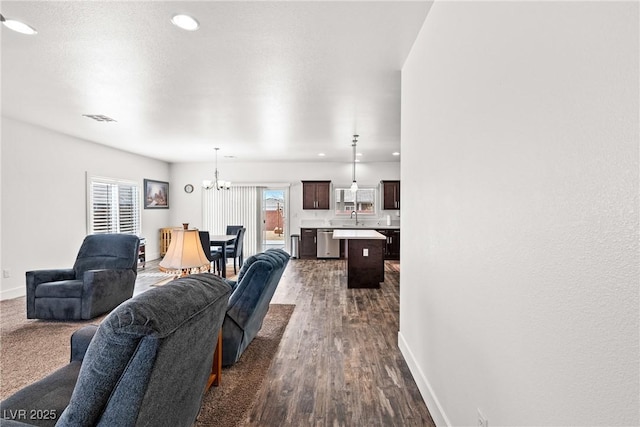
[159, 223, 210, 278]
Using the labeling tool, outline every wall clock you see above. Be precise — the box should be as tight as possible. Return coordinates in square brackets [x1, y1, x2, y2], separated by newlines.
[184, 184, 194, 194]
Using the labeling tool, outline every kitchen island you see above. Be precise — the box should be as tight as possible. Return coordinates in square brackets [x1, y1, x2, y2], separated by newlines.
[332, 229, 386, 288]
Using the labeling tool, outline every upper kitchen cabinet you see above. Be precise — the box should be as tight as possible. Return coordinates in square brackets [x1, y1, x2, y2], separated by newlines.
[302, 181, 331, 210]
[381, 180, 400, 210]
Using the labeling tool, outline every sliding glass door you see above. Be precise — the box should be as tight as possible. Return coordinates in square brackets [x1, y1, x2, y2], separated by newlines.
[260, 188, 288, 252]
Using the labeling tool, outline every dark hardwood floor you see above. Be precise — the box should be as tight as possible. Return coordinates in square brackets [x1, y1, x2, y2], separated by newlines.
[135, 258, 434, 426]
[246, 259, 435, 427]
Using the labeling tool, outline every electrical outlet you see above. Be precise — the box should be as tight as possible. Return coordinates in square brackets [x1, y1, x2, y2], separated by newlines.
[2, 269, 10, 278]
[477, 409, 488, 427]
[363, 248, 369, 256]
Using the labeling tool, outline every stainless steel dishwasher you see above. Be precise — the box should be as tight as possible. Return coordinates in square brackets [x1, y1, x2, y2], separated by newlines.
[317, 229, 340, 258]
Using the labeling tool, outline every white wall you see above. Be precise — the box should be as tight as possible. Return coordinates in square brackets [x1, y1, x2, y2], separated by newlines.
[0, 114, 399, 300]
[400, 2, 638, 426]
[1, 117, 170, 299]
[170, 160, 400, 234]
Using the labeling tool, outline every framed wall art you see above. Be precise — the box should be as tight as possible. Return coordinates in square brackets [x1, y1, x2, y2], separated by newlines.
[144, 179, 169, 209]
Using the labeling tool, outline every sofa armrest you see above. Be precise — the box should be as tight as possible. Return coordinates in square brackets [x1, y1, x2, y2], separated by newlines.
[26, 269, 76, 285]
[81, 269, 136, 319]
[25, 269, 75, 318]
[70, 325, 99, 362]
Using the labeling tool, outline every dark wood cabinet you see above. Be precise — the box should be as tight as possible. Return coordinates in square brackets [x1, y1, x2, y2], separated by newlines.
[377, 229, 400, 260]
[302, 181, 331, 210]
[381, 180, 400, 210]
[387, 229, 400, 259]
[300, 228, 318, 258]
[345, 239, 385, 288]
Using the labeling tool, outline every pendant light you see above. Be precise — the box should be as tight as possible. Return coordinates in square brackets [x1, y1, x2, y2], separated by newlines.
[350, 134, 359, 193]
[202, 148, 231, 190]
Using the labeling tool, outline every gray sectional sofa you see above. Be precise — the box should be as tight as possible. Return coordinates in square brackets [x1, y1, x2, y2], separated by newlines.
[1, 273, 232, 427]
[222, 248, 290, 366]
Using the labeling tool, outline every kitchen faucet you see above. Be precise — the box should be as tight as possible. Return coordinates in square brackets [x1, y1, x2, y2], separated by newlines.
[350, 210, 359, 226]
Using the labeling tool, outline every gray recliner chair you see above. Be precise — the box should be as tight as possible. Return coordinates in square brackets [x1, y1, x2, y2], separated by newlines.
[26, 234, 140, 320]
[222, 248, 290, 366]
[1, 273, 232, 427]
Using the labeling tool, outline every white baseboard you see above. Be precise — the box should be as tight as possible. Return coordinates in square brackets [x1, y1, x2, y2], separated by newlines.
[398, 331, 451, 427]
[0, 286, 25, 301]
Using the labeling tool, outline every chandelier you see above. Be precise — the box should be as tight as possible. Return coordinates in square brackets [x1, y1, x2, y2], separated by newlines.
[350, 134, 359, 193]
[202, 147, 231, 190]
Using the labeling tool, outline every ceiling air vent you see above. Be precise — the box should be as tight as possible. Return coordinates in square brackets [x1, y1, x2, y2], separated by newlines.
[83, 114, 117, 122]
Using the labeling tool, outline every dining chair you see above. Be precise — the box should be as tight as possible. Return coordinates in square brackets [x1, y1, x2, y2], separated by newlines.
[225, 225, 244, 236]
[223, 227, 246, 274]
[209, 225, 242, 254]
[198, 231, 223, 276]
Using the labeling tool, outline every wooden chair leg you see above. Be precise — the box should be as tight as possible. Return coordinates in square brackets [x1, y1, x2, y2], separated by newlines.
[205, 331, 223, 391]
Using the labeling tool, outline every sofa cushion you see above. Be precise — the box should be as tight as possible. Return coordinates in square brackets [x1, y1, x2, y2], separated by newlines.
[34, 280, 83, 298]
[57, 273, 232, 426]
[73, 234, 139, 277]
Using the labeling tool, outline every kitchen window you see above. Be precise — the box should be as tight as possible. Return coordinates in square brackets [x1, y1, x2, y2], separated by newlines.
[334, 187, 376, 215]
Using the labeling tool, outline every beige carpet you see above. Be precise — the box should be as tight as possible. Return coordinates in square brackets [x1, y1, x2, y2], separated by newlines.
[0, 298, 108, 398]
[0, 297, 295, 427]
[196, 304, 295, 426]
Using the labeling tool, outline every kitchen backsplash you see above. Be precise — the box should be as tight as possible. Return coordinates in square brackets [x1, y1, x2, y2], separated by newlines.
[300, 215, 400, 228]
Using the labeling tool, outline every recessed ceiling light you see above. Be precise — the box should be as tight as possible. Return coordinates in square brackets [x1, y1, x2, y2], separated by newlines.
[318, 153, 325, 157]
[392, 152, 400, 156]
[0, 14, 37, 35]
[171, 14, 199, 31]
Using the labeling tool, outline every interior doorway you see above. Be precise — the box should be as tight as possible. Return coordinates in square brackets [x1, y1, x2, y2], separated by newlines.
[261, 188, 288, 252]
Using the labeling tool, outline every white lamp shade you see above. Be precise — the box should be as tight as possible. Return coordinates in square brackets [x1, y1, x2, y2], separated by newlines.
[159, 229, 210, 271]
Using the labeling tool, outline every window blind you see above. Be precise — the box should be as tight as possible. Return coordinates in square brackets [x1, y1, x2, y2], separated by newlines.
[202, 186, 259, 257]
[87, 175, 141, 235]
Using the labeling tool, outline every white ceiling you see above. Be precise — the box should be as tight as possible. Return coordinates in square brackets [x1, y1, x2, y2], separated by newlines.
[1, 1, 431, 164]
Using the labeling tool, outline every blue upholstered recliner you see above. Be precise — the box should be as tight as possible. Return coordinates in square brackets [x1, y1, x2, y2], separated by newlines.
[222, 248, 290, 366]
[1, 273, 232, 427]
[26, 234, 140, 320]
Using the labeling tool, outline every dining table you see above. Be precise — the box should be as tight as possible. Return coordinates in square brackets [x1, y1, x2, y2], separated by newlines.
[209, 234, 237, 278]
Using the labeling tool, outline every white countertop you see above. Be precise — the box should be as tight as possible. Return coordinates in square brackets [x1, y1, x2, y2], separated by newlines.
[300, 225, 400, 230]
[332, 229, 386, 240]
